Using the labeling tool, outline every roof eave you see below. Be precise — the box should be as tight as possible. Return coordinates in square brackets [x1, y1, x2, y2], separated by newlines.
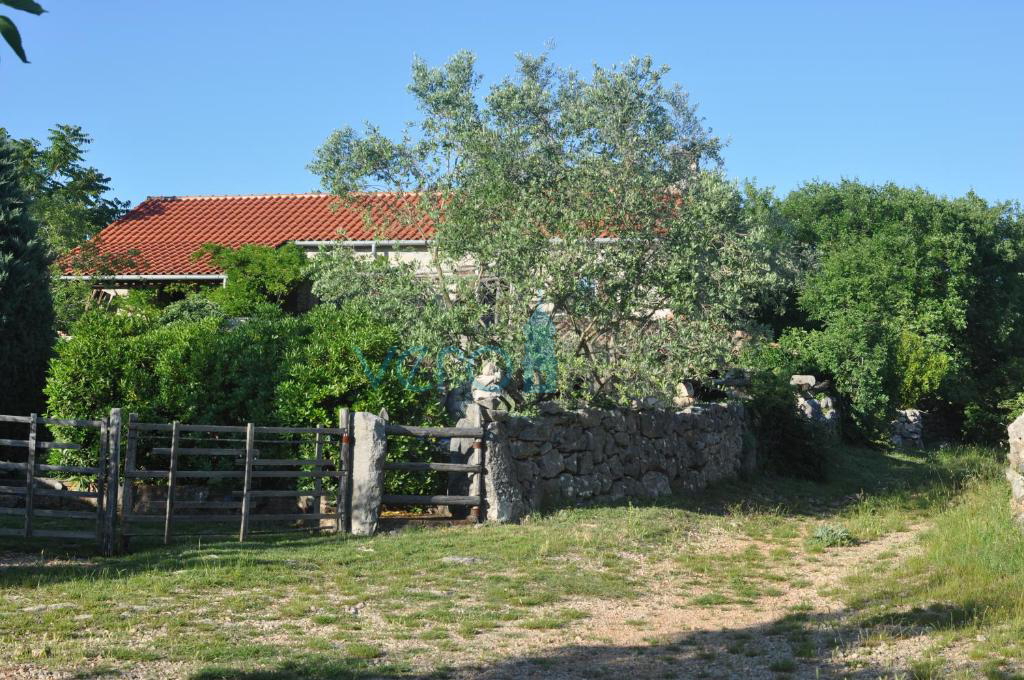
[60, 274, 227, 282]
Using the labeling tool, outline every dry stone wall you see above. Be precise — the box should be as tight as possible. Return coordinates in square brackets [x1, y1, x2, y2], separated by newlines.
[481, 401, 752, 523]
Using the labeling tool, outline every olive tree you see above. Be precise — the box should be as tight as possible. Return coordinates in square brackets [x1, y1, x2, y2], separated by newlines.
[310, 52, 798, 406]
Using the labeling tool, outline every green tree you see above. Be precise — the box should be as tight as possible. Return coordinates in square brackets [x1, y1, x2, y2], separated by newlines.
[6, 124, 129, 256]
[779, 181, 1024, 439]
[4, 124, 130, 333]
[310, 51, 799, 406]
[0, 133, 54, 415]
[0, 0, 44, 63]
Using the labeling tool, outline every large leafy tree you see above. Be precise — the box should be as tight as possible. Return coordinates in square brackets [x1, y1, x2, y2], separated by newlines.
[6, 124, 129, 256]
[310, 51, 799, 406]
[779, 181, 1024, 439]
[3, 124, 130, 333]
[0, 133, 54, 415]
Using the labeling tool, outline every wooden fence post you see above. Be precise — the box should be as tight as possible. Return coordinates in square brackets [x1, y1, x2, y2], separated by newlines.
[239, 422, 255, 542]
[105, 408, 122, 556]
[312, 428, 324, 530]
[96, 417, 109, 545]
[24, 413, 37, 538]
[163, 421, 180, 544]
[118, 412, 138, 552]
[474, 438, 486, 523]
[337, 407, 351, 534]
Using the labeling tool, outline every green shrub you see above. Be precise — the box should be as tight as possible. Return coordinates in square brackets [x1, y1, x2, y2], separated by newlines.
[1001, 393, 1024, 424]
[781, 181, 1024, 442]
[275, 303, 446, 496]
[159, 295, 224, 324]
[45, 303, 446, 495]
[811, 524, 854, 547]
[194, 243, 308, 316]
[44, 311, 159, 466]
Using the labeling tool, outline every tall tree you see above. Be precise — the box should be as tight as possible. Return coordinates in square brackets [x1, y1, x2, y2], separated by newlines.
[310, 52, 799, 406]
[4, 124, 130, 333]
[779, 181, 1024, 440]
[6, 124, 129, 256]
[0, 133, 54, 415]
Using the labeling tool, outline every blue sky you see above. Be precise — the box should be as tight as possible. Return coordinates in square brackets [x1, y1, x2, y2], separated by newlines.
[4, 1, 1021, 208]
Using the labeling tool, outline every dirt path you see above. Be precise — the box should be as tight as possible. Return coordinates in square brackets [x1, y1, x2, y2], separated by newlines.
[445, 524, 932, 679]
[1, 524, 942, 680]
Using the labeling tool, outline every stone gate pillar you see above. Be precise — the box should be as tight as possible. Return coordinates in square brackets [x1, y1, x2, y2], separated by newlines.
[350, 412, 387, 536]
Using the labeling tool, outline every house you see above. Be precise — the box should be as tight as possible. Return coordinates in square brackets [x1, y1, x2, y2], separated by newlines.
[60, 192, 439, 303]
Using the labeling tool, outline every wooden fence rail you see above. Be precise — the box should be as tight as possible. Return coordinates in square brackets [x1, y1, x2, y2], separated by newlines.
[0, 411, 113, 551]
[379, 418, 487, 521]
[120, 413, 353, 546]
[0, 406, 483, 549]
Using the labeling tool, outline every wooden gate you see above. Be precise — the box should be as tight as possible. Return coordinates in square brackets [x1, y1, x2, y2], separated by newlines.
[381, 422, 487, 521]
[120, 411, 353, 544]
[0, 411, 119, 552]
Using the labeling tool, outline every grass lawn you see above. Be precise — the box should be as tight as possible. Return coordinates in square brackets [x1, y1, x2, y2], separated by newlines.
[0, 443, 1019, 679]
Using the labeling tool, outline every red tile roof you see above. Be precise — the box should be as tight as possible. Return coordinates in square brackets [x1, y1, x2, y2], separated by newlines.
[63, 193, 437, 276]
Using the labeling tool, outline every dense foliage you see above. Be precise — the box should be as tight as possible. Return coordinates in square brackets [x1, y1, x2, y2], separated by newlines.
[192, 242, 308, 316]
[3, 123, 130, 333]
[0, 133, 54, 415]
[770, 182, 1024, 440]
[6, 124, 128, 256]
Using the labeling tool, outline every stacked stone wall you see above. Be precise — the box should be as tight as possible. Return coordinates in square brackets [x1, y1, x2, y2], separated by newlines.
[482, 402, 752, 522]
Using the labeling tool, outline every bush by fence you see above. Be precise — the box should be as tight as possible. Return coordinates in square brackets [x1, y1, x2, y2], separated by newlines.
[45, 304, 445, 496]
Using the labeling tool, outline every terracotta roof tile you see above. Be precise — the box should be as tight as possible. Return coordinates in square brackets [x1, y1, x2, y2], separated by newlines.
[64, 193, 436, 276]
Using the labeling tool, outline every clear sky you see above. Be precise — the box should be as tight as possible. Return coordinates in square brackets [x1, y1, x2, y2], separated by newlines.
[4, 0, 1021, 208]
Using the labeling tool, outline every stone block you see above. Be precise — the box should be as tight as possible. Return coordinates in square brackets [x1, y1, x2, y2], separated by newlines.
[519, 421, 554, 442]
[350, 412, 387, 536]
[538, 446, 564, 479]
[641, 471, 671, 498]
[483, 425, 528, 523]
[790, 374, 816, 390]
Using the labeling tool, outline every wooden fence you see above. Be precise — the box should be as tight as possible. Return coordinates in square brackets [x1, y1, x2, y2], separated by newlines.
[120, 410, 353, 545]
[381, 421, 487, 521]
[0, 411, 119, 553]
[0, 407, 490, 552]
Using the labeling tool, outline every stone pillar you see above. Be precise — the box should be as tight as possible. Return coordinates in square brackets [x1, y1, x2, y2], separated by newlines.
[890, 409, 924, 448]
[350, 412, 387, 536]
[483, 417, 527, 523]
[1007, 414, 1024, 527]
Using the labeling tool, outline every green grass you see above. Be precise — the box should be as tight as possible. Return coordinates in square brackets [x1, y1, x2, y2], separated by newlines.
[0, 442, 1014, 678]
[846, 466, 1024, 666]
[768, 658, 797, 672]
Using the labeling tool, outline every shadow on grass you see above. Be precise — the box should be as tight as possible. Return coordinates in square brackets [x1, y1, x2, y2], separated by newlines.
[531, 442, 1000, 521]
[183, 601, 997, 679]
[859, 601, 982, 631]
[0, 530, 360, 588]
